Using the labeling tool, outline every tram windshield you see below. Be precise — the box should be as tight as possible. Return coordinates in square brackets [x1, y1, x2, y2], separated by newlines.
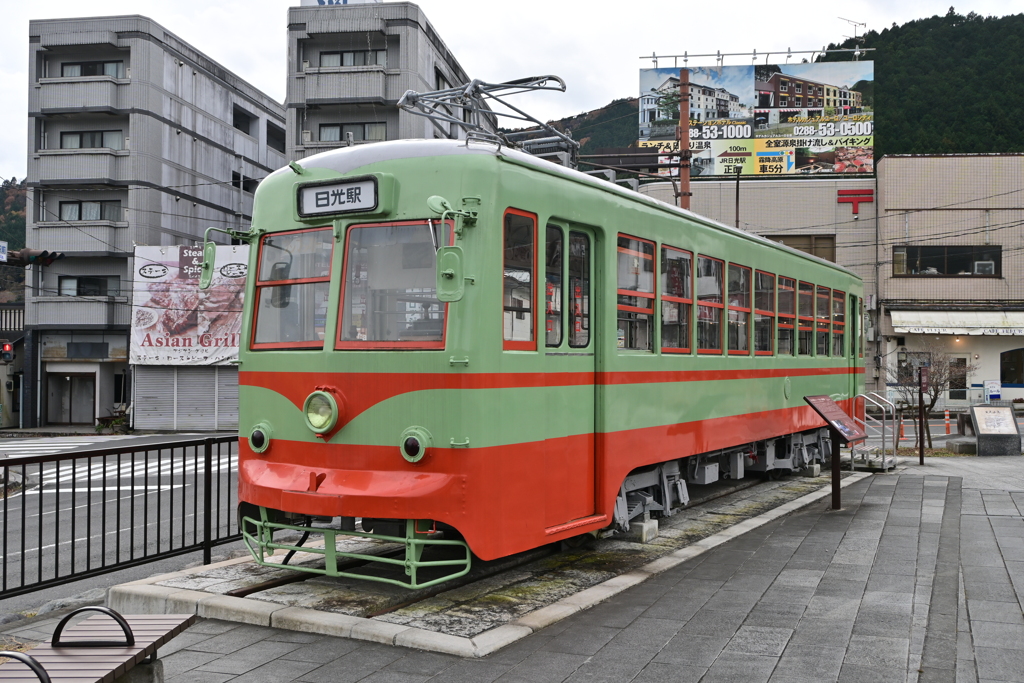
[338, 220, 450, 347]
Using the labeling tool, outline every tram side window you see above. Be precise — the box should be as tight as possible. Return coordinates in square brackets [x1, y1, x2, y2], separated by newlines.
[569, 232, 591, 348]
[338, 220, 452, 347]
[754, 271, 775, 355]
[798, 281, 814, 356]
[832, 290, 846, 357]
[504, 210, 537, 350]
[661, 246, 692, 353]
[778, 277, 795, 355]
[697, 255, 724, 353]
[253, 228, 333, 348]
[858, 297, 864, 358]
[728, 264, 751, 354]
[617, 235, 654, 350]
[816, 285, 831, 356]
[545, 226, 563, 347]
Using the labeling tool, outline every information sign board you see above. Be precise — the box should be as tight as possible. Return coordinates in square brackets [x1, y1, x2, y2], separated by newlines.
[0, 240, 7, 263]
[970, 404, 1021, 456]
[804, 395, 866, 444]
[920, 366, 929, 392]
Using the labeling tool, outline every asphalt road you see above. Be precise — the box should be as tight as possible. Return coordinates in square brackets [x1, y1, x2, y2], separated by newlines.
[1, 436, 239, 615]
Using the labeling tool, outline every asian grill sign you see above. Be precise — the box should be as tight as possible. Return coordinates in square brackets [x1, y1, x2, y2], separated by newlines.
[131, 245, 249, 365]
[639, 61, 874, 177]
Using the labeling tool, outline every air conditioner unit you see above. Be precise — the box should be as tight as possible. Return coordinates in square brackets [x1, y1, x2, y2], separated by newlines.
[302, 60, 310, 71]
[301, 130, 311, 144]
[974, 261, 995, 275]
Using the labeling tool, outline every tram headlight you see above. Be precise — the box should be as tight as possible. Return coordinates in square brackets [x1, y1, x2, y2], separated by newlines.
[249, 422, 273, 454]
[303, 391, 338, 434]
[399, 426, 432, 463]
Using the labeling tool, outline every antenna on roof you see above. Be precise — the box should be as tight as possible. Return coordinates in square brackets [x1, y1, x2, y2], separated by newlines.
[397, 75, 580, 168]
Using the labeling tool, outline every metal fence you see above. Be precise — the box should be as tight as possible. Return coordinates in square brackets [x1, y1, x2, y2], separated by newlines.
[1, 436, 239, 600]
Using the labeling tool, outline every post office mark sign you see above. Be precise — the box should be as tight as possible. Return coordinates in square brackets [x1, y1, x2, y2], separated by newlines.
[298, 177, 377, 217]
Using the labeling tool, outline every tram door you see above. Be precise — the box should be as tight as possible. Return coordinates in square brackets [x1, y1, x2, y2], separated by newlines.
[543, 224, 596, 528]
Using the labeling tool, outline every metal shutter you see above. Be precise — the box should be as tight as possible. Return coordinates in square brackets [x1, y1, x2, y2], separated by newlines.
[216, 366, 239, 431]
[134, 366, 176, 430]
[176, 367, 217, 431]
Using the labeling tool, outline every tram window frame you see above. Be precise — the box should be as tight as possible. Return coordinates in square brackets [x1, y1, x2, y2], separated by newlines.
[616, 234, 655, 351]
[252, 226, 334, 350]
[832, 289, 846, 358]
[661, 246, 693, 354]
[336, 219, 454, 350]
[798, 281, 814, 356]
[568, 231, 591, 349]
[858, 297, 865, 358]
[754, 270, 775, 356]
[697, 255, 724, 354]
[727, 263, 751, 355]
[545, 225, 564, 347]
[504, 208, 538, 351]
[816, 285, 831, 357]
[777, 277, 796, 356]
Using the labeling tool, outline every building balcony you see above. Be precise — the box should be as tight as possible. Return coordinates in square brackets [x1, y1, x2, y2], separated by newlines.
[298, 66, 388, 102]
[37, 77, 129, 112]
[34, 149, 130, 183]
[33, 221, 131, 254]
[29, 296, 130, 328]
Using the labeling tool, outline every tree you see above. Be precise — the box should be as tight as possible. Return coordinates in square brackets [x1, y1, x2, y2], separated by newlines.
[885, 339, 975, 448]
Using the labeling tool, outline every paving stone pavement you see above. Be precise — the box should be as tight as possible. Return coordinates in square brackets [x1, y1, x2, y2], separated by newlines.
[5, 457, 1024, 682]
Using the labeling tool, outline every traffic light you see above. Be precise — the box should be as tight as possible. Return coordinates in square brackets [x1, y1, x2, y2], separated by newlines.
[1, 342, 12, 364]
[6, 249, 66, 267]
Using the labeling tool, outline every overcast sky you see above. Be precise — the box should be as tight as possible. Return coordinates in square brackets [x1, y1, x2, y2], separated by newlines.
[1, 0, 1019, 179]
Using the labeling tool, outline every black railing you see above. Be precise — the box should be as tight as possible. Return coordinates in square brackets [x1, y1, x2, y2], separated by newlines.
[0, 436, 239, 600]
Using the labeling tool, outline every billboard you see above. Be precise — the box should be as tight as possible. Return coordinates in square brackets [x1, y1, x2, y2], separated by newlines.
[130, 245, 249, 365]
[639, 61, 873, 176]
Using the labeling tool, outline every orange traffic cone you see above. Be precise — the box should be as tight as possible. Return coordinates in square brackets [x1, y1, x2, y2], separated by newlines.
[899, 418, 907, 441]
[944, 410, 951, 435]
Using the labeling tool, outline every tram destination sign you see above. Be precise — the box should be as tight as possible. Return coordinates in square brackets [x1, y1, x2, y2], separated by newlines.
[803, 395, 866, 444]
[298, 177, 377, 217]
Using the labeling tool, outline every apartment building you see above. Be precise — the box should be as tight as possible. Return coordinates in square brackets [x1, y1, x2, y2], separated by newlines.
[876, 155, 1024, 404]
[286, 1, 487, 160]
[756, 72, 864, 116]
[24, 15, 286, 428]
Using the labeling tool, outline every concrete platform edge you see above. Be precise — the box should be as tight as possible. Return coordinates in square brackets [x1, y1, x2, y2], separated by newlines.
[105, 472, 872, 658]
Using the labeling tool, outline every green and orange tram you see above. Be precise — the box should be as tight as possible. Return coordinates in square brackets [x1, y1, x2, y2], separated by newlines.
[215, 136, 864, 588]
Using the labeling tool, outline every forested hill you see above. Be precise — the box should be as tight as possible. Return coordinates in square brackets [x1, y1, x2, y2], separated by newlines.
[819, 8, 1024, 157]
[0, 177, 26, 304]
[534, 8, 1024, 158]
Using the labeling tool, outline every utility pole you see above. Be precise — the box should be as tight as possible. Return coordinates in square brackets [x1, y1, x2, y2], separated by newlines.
[734, 166, 742, 228]
[677, 68, 691, 210]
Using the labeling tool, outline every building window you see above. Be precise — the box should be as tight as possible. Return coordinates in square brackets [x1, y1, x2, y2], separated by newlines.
[59, 276, 120, 297]
[769, 235, 836, 262]
[697, 256, 724, 353]
[661, 246, 692, 353]
[795, 83, 802, 93]
[893, 245, 1001, 277]
[777, 276, 795, 355]
[780, 81, 788, 92]
[754, 271, 775, 355]
[798, 281, 813, 356]
[1000, 349, 1024, 385]
[232, 106, 255, 136]
[319, 123, 386, 143]
[617, 235, 655, 351]
[816, 286, 831, 356]
[727, 264, 751, 354]
[231, 172, 259, 194]
[60, 130, 123, 150]
[319, 50, 387, 68]
[266, 121, 286, 153]
[58, 200, 121, 222]
[780, 98, 788, 107]
[61, 61, 124, 78]
[504, 210, 537, 350]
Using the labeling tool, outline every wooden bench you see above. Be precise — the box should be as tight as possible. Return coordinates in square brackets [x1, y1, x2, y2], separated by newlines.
[0, 607, 195, 683]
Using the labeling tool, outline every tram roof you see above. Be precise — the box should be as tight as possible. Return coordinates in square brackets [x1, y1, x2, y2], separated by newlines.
[284, 139, 858, 280]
